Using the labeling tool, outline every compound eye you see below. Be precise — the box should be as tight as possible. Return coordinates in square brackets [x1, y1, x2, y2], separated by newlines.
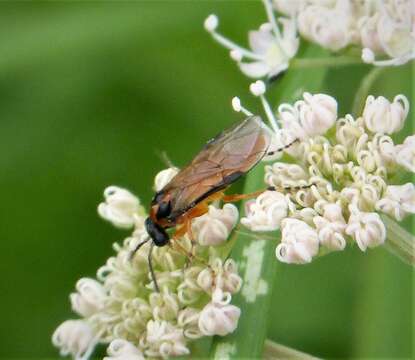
[156, 201, 171, 220]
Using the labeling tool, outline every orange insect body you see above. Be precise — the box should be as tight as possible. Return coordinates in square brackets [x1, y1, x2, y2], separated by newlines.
[144, 116, 271, 247]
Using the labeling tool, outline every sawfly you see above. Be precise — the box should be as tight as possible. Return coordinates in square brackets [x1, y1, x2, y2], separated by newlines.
[132, 116, 302, 291]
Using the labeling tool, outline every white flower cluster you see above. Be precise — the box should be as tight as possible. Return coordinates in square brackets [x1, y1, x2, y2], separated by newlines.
[238, 86, 414, 264]
[52, 171, 242, 360]
[205, 0, 414, 79]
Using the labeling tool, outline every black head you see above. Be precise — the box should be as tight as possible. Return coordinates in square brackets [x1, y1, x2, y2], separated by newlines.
[145, 217, 169, 247]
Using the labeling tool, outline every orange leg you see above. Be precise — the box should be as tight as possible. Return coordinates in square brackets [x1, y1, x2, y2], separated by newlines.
[223, 189, 265, 202]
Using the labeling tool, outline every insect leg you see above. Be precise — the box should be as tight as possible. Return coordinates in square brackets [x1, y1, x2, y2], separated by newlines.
[148, 242, 160, 292]
[128, 237, 150, 261]
[223, 189, 265, 202]
[266, 138, 299, 156]
[267, 182, 316, 192]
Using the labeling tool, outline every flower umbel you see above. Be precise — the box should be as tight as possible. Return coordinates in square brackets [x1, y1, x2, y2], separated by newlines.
[53, 174, 242, 359]
[204, 2, 299, 79]
[206, 0, 415, 79]
[236, 85, 413, 264]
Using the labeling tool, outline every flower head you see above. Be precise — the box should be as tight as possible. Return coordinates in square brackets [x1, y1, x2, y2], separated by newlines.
[53, 169, 242, 359]
[235, 87, 413, 264]
[204, 2, 299, 79]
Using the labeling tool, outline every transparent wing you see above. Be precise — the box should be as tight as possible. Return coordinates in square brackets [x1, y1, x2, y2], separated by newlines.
[161, 116, 270, 219]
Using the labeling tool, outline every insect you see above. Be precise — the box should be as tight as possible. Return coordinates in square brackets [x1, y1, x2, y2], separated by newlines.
[131, 116, 300, 291]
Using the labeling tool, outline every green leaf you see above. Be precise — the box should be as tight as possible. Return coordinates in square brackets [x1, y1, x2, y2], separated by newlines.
[263, 339, 320, 359]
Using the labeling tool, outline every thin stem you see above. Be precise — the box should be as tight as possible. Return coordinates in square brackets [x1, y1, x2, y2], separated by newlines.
[263, 339, 320, 359]
[262, 0, 282, 41]
[209, 31, 263, 60]
[290, 56, 362, 69]
[351, 66, 386, 116]
[260, 94, 279, 132]
[382, 215, 414, 267]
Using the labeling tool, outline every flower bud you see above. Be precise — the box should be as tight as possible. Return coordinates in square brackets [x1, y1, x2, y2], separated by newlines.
[198, 288, 241, 336]
[345, 206, 386, 251]
[376, 183, 415, 221]
[363, 95, 409, 134]
[241, 191, 289, 231]
[276, 218, 319, 264]
[192, 204, 238, 246]
[70, 278, 106, 317]
[104, 339, 144, 360]
[98, 186, 140, 228]
[52, 320, 96, 359]
[154, 167, 179, 192]
[297, 93, 338, 137]
[395, 135, 415, 172]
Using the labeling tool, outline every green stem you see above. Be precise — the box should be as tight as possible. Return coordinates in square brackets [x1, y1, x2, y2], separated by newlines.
[209, 166, 280, 359]
[381, 215, 415, 267]
[351, 66, 386, 116]
[291, 56, 362, 69]
[263, 339, 320, 359]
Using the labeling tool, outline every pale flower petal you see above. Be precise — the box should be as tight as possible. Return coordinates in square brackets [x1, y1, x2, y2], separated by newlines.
[52, 320, 97, 360]
[313, 203, 347, 251]
[198, 288, 241, 336]
[104, 339, 144, 360]
[145, 320, 189, 359]
[238, 61, 271, 78]
[395, 135, 415, 172]
[363, 95, 409, 134]
[98, 186, 140, 228]
[197, 258, 242, 294]
[297, 92, 338, 136]
[192, 204, 238, 246]
[154, 167, 179, 192]
[376, 183, 415, 221]
[241, 191, 289, 231]
[248, 29, 275, 54]
[70, 278, 106, 317]
[345, 206, 386, 251]
[276, 218, 319, 264]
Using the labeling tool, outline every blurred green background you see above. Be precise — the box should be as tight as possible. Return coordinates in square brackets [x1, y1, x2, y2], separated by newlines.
[0, 1, 412, 358]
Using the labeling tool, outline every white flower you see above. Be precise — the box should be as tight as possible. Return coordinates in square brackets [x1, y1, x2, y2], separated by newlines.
[104, 339, 144, 360]
[345, 206, 386, 251]
[360, 0, 415, 66]
[265, 162, 308, 188]
[192, 204, 238, 246]
[198, 288, 241, 336]
[313, 203, 347, 251]
[298, 0, 355, 51]
[272, 0, 301, 16]
[376, 183, 415, 221]
[395, 135, 415, 172]
[367, 134, 397, 169]
[145, 320, 190, 359]
[52, 320, 97, 360]
[98, 186, 140, 228]
[297, 92, 338, 136]
[276, 218, 319, 264]
[362, 95, 409, 134]
[205, 9, 299, 79]
[70, 278, 106, 317]
[279, 92, 337, 138]
[154, 167, 179, 192]
[241, 190, 289, 231]
[197, 258, 242, 294]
